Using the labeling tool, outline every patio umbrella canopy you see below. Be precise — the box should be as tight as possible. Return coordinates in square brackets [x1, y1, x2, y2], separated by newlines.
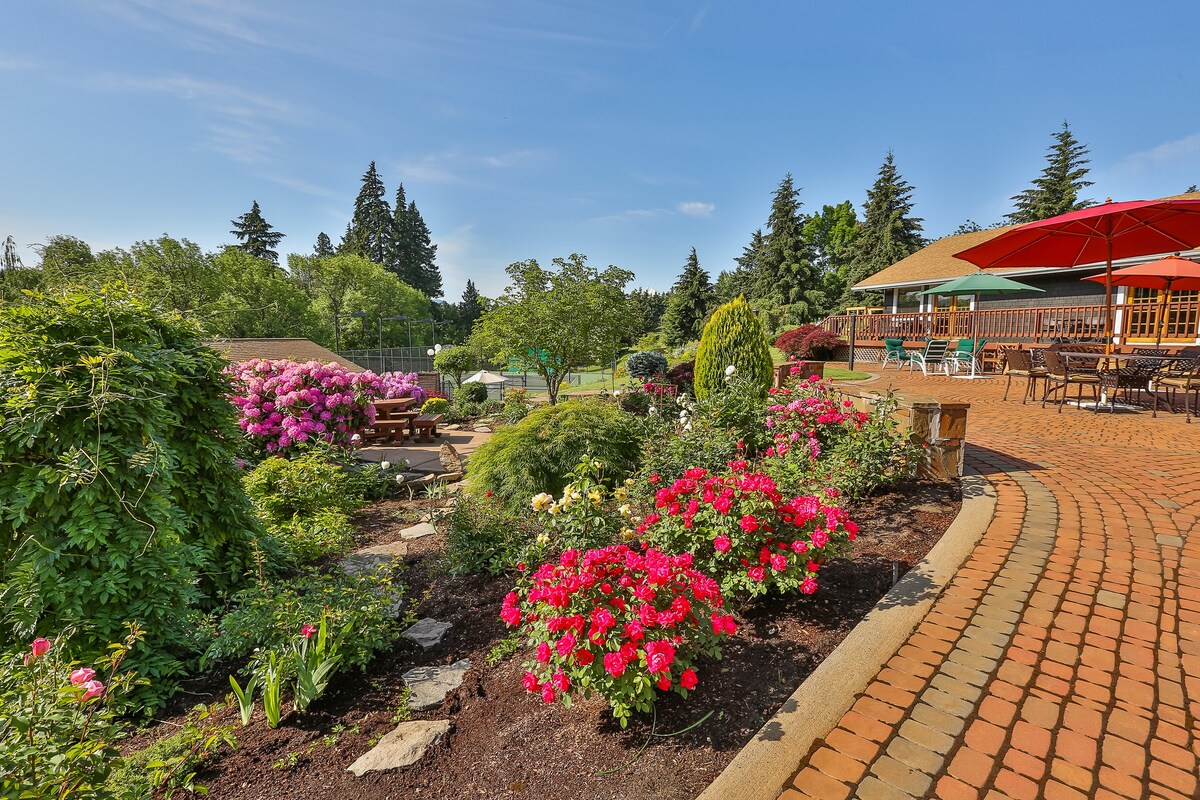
[462, 369, 508, 385]
[918, 273, 1044, 377]
[952, 199, 1200, 350]
[1082, 255, 1200, 345]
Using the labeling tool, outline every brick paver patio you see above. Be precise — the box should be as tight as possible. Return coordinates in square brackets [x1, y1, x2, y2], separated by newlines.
[781, 368, 1200, 800]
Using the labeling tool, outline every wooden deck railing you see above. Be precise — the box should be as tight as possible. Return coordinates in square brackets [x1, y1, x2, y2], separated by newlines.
[821, 301, 1200, 344]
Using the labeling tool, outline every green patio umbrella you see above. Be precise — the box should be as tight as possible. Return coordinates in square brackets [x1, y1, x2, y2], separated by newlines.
[918, 272, 1045, 377]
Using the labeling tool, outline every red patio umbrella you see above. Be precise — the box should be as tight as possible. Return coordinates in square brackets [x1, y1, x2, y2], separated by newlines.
[953, 199, 1200, 350]
[1083, 254, 1200, 345]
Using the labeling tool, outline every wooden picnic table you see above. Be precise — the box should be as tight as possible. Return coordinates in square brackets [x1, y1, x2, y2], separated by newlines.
[372, 396, 418, 419]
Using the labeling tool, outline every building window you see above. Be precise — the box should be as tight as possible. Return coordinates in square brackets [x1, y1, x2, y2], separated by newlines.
[1124, 287, 1199, 341]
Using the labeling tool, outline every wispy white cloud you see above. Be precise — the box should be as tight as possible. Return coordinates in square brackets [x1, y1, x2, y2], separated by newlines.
[678, 201, 715, 217]
[589, 208, 670, 224]
[395, 148, 554, 186]
[0, 55, 38, 71]
[1117, 132, 1200, 173]
[690, 3, 711, 34]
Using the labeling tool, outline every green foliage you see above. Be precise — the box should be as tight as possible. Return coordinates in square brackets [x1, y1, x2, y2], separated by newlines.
[273, 510, 358, 563]
[474, 254, 633, 405]
[485, 632, 523, 667]
[468, 400, 643, 513]
[202, 568, 403, 673]
[529, 457, 627, 554]
[0, 630, 143, 800]
[229, 200, 285, 264]
[1006, 121, 1095, 225]
[625, 350, 669, 379]
[747, 174, 825, 321]
[0, 287, 261, 705]
[243, 452, 368, 525]
[454, 381, 490, 404]
[443, 493, 540, 576]
[502, 387, 530, 424]
[626, 289, 667, 345]
[108, 701, 236, 799]
[434, 345, 476, 388]
[634, 331, 668, 353]
[693, 295, 774, 400]
[660, 247, 716, 346]
[422, 397, 451, 415]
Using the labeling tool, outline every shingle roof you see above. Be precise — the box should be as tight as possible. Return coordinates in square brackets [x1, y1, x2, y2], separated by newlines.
[205, 338, 366, 371]
[853, 192, 1200, 291]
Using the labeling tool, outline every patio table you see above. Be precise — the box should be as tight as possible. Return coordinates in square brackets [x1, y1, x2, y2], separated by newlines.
[1060, 351, 1181, 408]
[372, 397, 417, 419]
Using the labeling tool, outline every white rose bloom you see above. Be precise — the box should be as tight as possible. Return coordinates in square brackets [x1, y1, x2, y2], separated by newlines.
[649, 405, 657, 415]
[725, 365, 737, 377]
[684, 422, 692, 432]
[350, 433, 362, 444]
[613, 389, 621, 396]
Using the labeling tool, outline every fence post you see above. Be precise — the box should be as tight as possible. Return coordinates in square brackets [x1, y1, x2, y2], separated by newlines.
[847, 311, 858, 371]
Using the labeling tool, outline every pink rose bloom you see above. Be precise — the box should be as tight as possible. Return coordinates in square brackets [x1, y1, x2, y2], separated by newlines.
[536, 642, 552, 663]
[747, 566, 766, 582]
[551, 671, 570, 693]
[644, 640, 676, 675]
[523, 672, 541, 692]
[70, 667, 96, 685]
[603, 652, 627, 677]
[801, 576, 818, 595]
[81, 680, 105, 701]
[555, 632, 576, 657]
[540, 683, 557, 703]
[713, 535, 731, 553]
[811, 529, 830, 549]
[30, 638, 51, 659]
[770, 554, 788, 572]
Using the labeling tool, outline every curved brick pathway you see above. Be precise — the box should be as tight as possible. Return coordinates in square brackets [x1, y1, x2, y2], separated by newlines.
[781, 370, 1200, 800]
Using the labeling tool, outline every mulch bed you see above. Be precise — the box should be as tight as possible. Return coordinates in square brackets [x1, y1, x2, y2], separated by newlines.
[138, 480, 960, 800]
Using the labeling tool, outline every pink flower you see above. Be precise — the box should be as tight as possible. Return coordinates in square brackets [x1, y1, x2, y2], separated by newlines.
[536, 642, 552, 663]
[603, 652, 627, 677]
[800, 576, 818, 595]
[523, 672, 541, 692]
[70, 668, 96, 685]
[300, 624, 317, 639]
[644, 640, 676, 675]
[551, 671, 570, 693]
[770, 554, 788, 572]
[680, 668, 699, 690]
[574, 648, 594, 666]
[656, 675, 671, 691]
[747, 566, 766, 582]
[81, 680, 105, 701]
[713, 535, 731, 553]
[739, 515, 759, 533]
[29, 638, 51, 659]
[541, 683, 557, 703]
[556, 632, 577, 657]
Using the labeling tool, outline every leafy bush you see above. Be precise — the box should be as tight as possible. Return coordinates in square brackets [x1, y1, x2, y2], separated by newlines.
[202, 568, 402, 673]
[616, 386, 653, 415]
[693, 296, 774, 399]
[228, 359, 383, 455]
[443, 493, 540, 576]
[626, 351, 669, 380]
[468, 400, 643, 513]
[243, 451, 368, 525]
[763, 378, 921, 498]
[503, 545, 735, 725]
[666, 360, 695, 396]
[433, 345, 476, 388]
[422, 397, 451, 415]
[107, 701, 235, 798]
[502, 387, 531, 424]
[1, 630, 143, 799]
[0, 287, 261, 705]
[454, 381, 490, 404]
[774, 324, 845, 360]
[528, 458, 629, 555]
[273, 510, 358, 563]
[639, 466, 858, 597]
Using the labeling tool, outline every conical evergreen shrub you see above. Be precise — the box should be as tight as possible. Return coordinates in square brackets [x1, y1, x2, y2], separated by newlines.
[693, 295, 774, 399]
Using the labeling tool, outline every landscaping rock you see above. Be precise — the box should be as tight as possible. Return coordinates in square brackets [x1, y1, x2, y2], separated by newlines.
[402, 659, 472, 711]
[473, 426, 492, 433]
[340, 541, 408, 574]
[345, 720, 450, 776]
[439, 471, 464, 483]
[439, 442, 464, 474]
[400, 522, 437, 541]
[403, 618, 452, 649]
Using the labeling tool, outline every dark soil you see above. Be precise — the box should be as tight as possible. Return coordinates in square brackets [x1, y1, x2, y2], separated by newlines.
[137, 481, 960, 800]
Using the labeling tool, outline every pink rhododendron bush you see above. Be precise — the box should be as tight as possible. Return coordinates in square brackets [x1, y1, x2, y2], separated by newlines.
[502, 544, 736, 725]
[228, 359, 383, 454]
[379, 370, 429, 406]
[636, 465, 857, 597]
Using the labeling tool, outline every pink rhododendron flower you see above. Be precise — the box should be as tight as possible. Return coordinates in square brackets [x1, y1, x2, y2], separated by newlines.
[70, 668, 96, 685]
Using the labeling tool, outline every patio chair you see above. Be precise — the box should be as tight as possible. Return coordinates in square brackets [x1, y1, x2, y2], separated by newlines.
[1096, 349, 1168, 409]
[1154, 346, 1200, 380]
[1001, 348, 1045, 403]
[908, 339, 951, 376]
[881, 338, 911, 371]
[948, 338, 987, 375]
[1041, 348, 1100, 413]
[1153, 356, 1200, 422]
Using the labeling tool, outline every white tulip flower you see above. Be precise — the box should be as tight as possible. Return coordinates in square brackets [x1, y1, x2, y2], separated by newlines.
[725, 365, 737, 377]
[379, 460, 391, 471]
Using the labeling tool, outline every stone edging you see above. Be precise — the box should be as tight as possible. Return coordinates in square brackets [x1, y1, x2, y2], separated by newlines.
[695, 468, 996, 800]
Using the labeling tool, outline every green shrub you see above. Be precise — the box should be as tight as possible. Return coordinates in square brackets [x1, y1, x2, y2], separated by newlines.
[0, 286, 261, 706]
[273, 510, 358, 563]
[625, 351, 669, 380]
[454, 382, 490, 404]
[433, 345, 476, 388]
[502, 387, 530, 424]
[107, 702, 235, 799]
[201, 568, 402, 673]
[443, 493, 539, 575]
[243, 451, 367, 526]
[468, 400, 642, 513]
[693, 295, 773, 399]
[422, 397, 451, 415]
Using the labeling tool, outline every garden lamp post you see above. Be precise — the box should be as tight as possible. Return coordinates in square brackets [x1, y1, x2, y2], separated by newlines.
[334, 310, 367, 352]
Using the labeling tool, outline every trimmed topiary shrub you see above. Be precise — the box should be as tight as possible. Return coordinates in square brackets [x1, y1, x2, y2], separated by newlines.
[626, 350, 669, 380]
[422, 397, 451, 415]
[454, 381, 490, 404]
[0, 286, 261, 706]
[693, 295, 773, 399]
[468, 400, 642, 513]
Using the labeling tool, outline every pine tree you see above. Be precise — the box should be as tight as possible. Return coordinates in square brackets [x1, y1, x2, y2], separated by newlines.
[385, 184, 413, 280]
[1005, 121, 1095, 224]
[313, 231, 335, 258]
[841, 152, 926, 309]
[229, 201, 285, 264]
[345, 161, 393, 265]
[404, 201, 443, 298]
[626, 288, 667, 341]
[660, 247, 716, 346]
[751, 175, 823, 319]
[458, 279, 484, 337]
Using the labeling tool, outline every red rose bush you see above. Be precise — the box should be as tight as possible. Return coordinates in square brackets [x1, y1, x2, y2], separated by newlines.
[502, 544, 736, 726]
[638, 465, 857, 598]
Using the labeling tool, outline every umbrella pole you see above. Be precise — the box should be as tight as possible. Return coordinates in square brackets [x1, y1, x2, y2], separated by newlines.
[971, 290, 980, 377]
[1104, 235, 1115, 354]
[1155, 284, 1172, 348]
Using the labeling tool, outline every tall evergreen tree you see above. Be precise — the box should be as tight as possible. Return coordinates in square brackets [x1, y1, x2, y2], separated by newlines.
[841, 152, 926, 309]
[660, 247, 716, 346]
[344, 161, 393, 265]
[385, 184, 413, 280]
[750, 175, 823, 320]
[1005, 121, 1095, 224]
[404, 201, 443, 298]
[627, 288, 667, 342]
[229, 200, 285, 264]
[313, 231, 335, 258]
[458, 279, 484, 336]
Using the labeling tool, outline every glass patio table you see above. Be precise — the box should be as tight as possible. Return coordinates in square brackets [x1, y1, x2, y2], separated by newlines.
[1059, 351, 1181, 408]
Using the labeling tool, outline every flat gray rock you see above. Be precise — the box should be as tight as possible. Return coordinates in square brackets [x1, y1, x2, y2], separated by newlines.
[403, 659, 471, 711]
[403, 618, 452, 649]
[340, 541, 408, 574]
[346, 720, 449, 776]
[400, 522, 437, 541]
[473, 426, 492, 433]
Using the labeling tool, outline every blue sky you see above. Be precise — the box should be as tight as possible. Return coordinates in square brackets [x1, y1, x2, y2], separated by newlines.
[3, 1, 1199, 299]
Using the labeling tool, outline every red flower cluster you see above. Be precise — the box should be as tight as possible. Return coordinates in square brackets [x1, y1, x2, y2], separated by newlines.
[503, 544, 734, 722]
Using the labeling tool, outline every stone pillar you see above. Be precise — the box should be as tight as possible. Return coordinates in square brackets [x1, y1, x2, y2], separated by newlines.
[832, 387, 970, 481]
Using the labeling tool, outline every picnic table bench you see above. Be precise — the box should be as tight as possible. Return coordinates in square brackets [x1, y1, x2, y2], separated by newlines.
[410, 413, 444, 443]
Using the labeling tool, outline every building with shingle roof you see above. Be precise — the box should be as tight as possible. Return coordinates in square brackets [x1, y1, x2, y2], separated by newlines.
[205, 338, 366, 371]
